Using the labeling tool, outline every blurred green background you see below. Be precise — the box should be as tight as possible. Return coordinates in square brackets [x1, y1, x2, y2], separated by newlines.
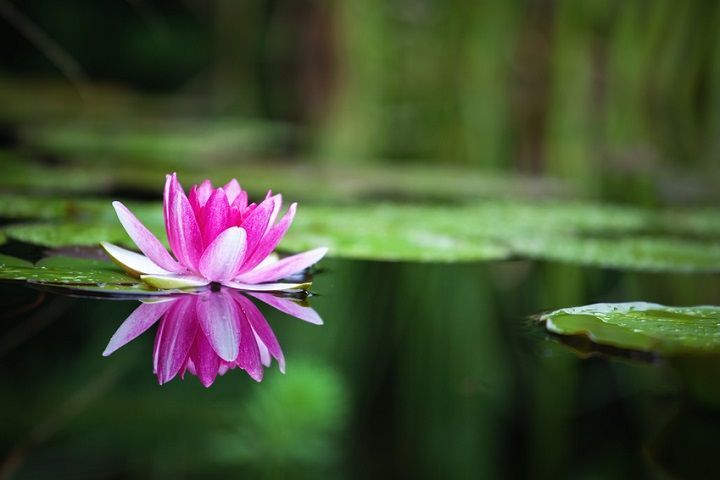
[2, 1, 720, 479]
[1, 0, 719, 203]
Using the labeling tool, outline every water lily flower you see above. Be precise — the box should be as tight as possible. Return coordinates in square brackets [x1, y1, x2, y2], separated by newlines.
[101, 173, 327, 292]
[103, 289, 322, 386]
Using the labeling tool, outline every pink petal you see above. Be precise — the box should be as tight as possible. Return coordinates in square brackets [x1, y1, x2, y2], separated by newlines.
[239, 195, 280, 256]
[188, 186, 203, 220]
[235, 294, 285, 373]
[101, 242, 172, 276]
[165, 174, 204, 270]
[196, 291, 240, 361]
[218, 363, 231, 376]
[182, 357, 195, 379]
[195, 179, 214, 207]
[236, 247, 328, 283]
[256, 335, 271, 367]
[198, 227, 247, 282]
[222, 280, 311, 291]
[249, 292, 323, 325]
[223, 179, 242, 203]
[155, 297, 198, 384]
[235, 301, 264, 381]
[112, 201, 183, 272]
[238, 203, 296, 273]
[200, 188, 232, 246]
[152, 317, 164, 374]
[266, 194, 282, 234]
[255, 253, 279, 270]
[229, 191, 249, 225]
[103, 300, 175, 356]
[190, 330, 220, 387]
[241, 202, 257, 222]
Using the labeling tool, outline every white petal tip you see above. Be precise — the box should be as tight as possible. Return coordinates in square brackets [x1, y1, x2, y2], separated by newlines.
[101, 242, 171, 276]
[222, 280, 312, 292]
[140, 274, 209, 290]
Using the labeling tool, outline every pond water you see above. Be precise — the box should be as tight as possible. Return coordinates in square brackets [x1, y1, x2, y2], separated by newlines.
[2, 257, 719, 479]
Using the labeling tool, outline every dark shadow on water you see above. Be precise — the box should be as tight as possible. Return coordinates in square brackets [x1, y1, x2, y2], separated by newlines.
[2, 258, 720, 478]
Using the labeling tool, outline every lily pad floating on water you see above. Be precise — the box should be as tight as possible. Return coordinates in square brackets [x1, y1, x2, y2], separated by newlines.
[3, 197, 720, 268]
[540, 302, 720, 355]
[0, 254, 172, 296]
[512, 236, 720, 273]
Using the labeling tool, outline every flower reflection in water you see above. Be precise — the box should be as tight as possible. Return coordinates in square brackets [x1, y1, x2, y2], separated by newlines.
[103, 288, 322, 387]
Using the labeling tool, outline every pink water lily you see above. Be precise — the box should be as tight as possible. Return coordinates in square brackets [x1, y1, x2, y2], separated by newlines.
[101, 174, 327, 292]
[103, 289, 322, 386]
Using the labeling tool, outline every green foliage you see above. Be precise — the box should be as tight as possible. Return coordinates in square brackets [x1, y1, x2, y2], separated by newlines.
[513, 236, 720, 273]
[0, 155, 563, 203]
[287, 204, 511, 262]
[23, 119, 291, 165]
[2, 196, 720, 270]
[5, 223, 130, 248]
[541, 302, 720, 354]
[0, 254, 165, 295]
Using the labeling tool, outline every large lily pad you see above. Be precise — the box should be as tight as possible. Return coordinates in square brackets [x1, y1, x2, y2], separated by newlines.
[2, 197, 720, 269]
[285, 203, 720, 269]
[512, 236, 720, 273]
[2, 208, 512, 262]
[5, 223, 136, 249]
[0, 254, 164, 296]
[541, 302, 720, 355]
[0, 201, 652, 263]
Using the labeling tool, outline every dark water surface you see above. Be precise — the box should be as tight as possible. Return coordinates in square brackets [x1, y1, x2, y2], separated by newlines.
[2, 258, 720, 479]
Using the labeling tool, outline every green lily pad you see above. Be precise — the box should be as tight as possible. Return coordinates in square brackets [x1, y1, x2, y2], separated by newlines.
[0, 192, 719, 268]
[0, 254, 33, 269]
[512, 236, 720, 273]
[286, 204, 512, 262]
[2, 198, 720, 268]
[4, 223, 129, 248]
[0, 254, 135, 284]
[659, 209, 720, 237]
[1, 202, 164, 248]
[541, 302, 720, 355]
[0, 254, 170, 296]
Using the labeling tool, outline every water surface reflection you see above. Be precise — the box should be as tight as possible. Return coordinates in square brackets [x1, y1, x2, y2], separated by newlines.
[103, 288, 322, 386]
